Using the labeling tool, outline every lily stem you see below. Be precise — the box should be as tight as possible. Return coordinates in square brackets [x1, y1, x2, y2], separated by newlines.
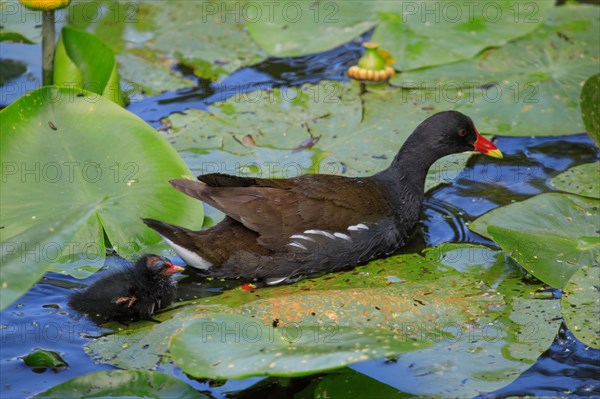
[42, 10, 55, 85]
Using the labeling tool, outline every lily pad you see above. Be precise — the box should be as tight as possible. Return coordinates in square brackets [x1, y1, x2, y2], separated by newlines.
[86, 245, 560, 396]
[395, 5, 600, 136]
[580, 73, 600, 146]
[373, 0, 553, 71]
[0, 86, 203, 308]
[166, 81, 479, 191]
[33, 370, 204, 398]
[549, 162, 600, 199]
[470, 193, 600, 288]
[246, 1, 378, 57]
[561, 265, 600, 349]
[246, 0, 550, 69]
[68, 1, 265, 94]
[23, 348, 68, 372]
[170, 313, 427, 380]
[54, 26, 126, 105]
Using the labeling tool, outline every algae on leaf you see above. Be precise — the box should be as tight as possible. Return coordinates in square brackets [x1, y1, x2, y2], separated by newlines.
[86, 245, 560, 397]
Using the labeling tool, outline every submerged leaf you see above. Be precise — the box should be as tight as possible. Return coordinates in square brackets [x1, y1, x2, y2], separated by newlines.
[33, 370, 204, 398]
[23, 348, 68, 372]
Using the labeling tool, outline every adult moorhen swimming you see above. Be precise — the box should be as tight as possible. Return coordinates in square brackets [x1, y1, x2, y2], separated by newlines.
[68, 254, 183, 320]
[144, 111, 502, 284]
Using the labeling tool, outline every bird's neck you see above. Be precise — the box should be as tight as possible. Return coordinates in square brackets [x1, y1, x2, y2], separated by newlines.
[380, 134, 441, 189]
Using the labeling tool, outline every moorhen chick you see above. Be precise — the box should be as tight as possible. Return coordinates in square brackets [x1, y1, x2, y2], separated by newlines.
[68, 254, 183, 321]
[144, 111, 502, 284]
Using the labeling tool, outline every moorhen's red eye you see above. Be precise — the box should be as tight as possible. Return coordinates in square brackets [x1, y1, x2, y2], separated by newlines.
[458, 129, 467, 137]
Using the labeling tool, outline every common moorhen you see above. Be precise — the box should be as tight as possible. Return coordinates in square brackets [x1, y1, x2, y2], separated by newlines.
[144, 111, 502, 284]
[68, 254, 183, 320]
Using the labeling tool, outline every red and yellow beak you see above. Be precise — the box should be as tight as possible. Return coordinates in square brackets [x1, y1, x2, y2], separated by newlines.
[474, 129, 503, 158]
[164, 261, 185, 276]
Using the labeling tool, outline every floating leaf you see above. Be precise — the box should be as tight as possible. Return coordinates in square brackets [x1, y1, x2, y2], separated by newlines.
[374, 0, 553, 71]
[54, 26, 126, 105]
[580, 73, 600, 146]
[470, 193, 599, 288]
[33, 370, 204, 398]
[550, 162, 600, 199]
[561, 265, 600, 349]
[68, 1, 264, 93]
[0, 87, 203, 308]
[170, 313, 428, 380]
[86, 245, 560, 395]
[246, 1, 378, 57]
[396, 5, 599, 135]
[247, 0, 550, 68]
[23, 348, 68, 372]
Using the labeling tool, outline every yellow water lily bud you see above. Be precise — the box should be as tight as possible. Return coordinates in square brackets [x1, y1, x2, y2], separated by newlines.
[19, 0, 70, 11]
[348, 42, 396, 82]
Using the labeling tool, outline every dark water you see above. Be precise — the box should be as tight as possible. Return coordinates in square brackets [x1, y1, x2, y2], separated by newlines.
[1, 37, 599, 398]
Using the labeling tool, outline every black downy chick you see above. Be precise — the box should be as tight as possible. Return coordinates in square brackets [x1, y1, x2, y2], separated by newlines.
[68, 254, 184, 321]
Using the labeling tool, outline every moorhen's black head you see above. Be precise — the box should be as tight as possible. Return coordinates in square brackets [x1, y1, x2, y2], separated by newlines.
[409, 111, 503, 159]
[136, 254, 184, 280]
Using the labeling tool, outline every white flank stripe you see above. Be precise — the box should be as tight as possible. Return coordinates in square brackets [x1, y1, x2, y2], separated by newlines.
[304, 229, 335, 239]
[265, 277, 288, 285]
[334, 232, 352, 241]
[161, 235, 213, 270]
[290, 234, 315, 242]
[288, 242, 308, 250]
[348, 223, 369, 231]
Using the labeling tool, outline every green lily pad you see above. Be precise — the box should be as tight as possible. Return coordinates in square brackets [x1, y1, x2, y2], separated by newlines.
[246, 1, 378, 57]
[33, 370, 204, 398]
[68, 1, 265, 94]
[170, 313, 427, 380]
[373, 0, 553, 71]
[54, 26, 126, 106]
[86, 245, 560, 396]
[0, 87, 203, 309]
[550, 162, 600, 199]
[246, 0, 550, 68]
[23, 348, 68, 372]
[395, 5, 599, 135]
[561, 265, 600, 349]
[470, 193, 600, 288]
[581, 73, 600, 146]
[166, 81, 481, 191]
